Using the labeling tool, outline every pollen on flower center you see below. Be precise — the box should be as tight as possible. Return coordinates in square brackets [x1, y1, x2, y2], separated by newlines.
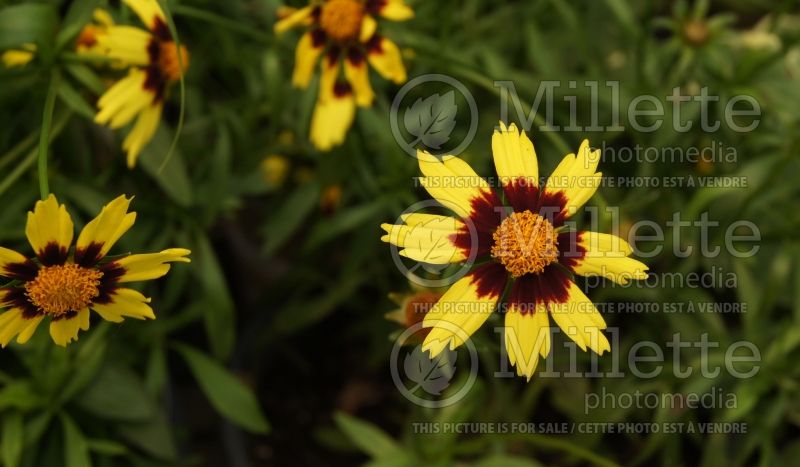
[25, 264, 103, 316]
[158, 41, 190, 82]
[320, 0, 365, 42]
[491, 211, 559, 278]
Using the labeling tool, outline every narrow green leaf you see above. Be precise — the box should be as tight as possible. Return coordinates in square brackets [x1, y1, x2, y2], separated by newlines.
[333, 412, 405, 460]
[75, 366, 154, 422]
[0, 3, 57, 51]
[55, 0, 100, 50]
[57, 79, 95, 120]
[2, 412, 23, 467]
[192, 232, 235, 359]
[60, 414, 91, 467]
[174, 344, 270, 434]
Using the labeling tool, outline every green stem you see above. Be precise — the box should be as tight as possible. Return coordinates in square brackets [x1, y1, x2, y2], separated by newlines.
[157, 0, 186, 173]
[37, 71, 60, 200]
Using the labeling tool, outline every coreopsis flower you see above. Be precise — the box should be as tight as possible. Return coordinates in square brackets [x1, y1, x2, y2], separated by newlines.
[94, 0, 189, 168]
[386, 289, 442, 343]
[381, 123, 649, 380]
[1, 44, 36, 68]
[0, 195, 190, 347]
[75, 9, 115, 55]
[275, 0, 412, 150]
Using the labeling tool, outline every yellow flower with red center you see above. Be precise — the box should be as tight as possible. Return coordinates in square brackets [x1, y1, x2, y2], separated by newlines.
[0, 195, 190, 347]
[275, 0, 413, 150]
[94, 0, 189, 168]
[381, 123, 649, 380]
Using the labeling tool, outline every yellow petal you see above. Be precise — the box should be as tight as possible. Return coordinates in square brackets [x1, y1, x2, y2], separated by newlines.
[544, 140, 602, 218]
[96, 25, 152, 66]
[375, 0, 414, 21]
[92, 288, 155, 322]
[505, 307, 550, 380]
[380, 216, 466, 264]
[2, 44, 36, 68]
[567, 232, 648, 285]
[0, 248, 29, 276]
[49, 308, 90, 347]
[75, 195, 136, 266]
[114, 248, 191, 283]
[274, 5, 315, 34]
[0, 309, 43, 347]
[123, 101, 163, 167]
[25, 195, 74, 263]
[95, 69, 153, 129]
[421, 264, 506, 357]
[367, 36, 406, 84]
[417, 151, 491, 218]
[292, 31, 325, 88]
[548, 281, 610, 354]
[344, 55, 374, 107]
[359, 14, 377, 42]
[122, 0, 166, 29]
[492, 122, 538, 186]
[310, 86, 355, 151]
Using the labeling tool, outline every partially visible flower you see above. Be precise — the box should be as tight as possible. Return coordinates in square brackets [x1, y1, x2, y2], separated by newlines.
[261, 154, 290, 187]
[94, 0, 189, 168]
[0, 195, 190, 347]
[386, 289, 442, 343]
[2, 43, 36, 69]
[320, 184, 343, 213]
[75, 9, 115, 55]
[275, 0, 412, 150]
[381, 123, 649, 380]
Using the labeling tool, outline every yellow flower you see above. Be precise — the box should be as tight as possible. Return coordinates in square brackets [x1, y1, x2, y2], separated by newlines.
[1, 43, 36, 69]
[381, 123, 649, 380]
[275, 0, 413, 151]
[94, 0, 189, 168]
[0, 195, 190, 347]
[75, 9, 116, 55]
[261, 154, 291, 187]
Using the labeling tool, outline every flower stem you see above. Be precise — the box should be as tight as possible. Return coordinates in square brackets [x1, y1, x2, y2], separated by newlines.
[37, 71, 60, 200]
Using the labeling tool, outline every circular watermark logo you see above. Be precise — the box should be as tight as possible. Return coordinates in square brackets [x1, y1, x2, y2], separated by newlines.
[390, 74, 479, 158]
[390, 320, 479, 408]
[388, 200, 478, 289]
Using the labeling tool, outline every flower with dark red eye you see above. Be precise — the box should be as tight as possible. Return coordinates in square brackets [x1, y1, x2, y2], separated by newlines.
[93, 0, 190, 168]
[275, 0, 412, 151]
[0, 195, 189, 347]
[381, 123, 649, 380]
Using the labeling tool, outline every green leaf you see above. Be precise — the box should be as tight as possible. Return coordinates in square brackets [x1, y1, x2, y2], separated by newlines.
[55, 0, 101, 50]
[472, 455, 544, 467]
[75, 366, 154, 422]
[138, 127, 193, 207]
[0, 381, 43, 412]
[173, 344, 270, 434]
[2, 412, 23, 467]
[262, 181, 321, 255]
[116, 412, 177, 461]
[60, 414, 91, 467]
[333, 412, 406, 460]
[86, 439, 128, 456]
[57, 79, 95, 120]
[304, 199, 385, 250]
[192, 232, 235, 359]
[0, 3, 57, 51]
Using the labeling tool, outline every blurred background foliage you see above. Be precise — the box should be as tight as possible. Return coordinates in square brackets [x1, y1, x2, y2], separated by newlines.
[0, 0, 799, 465]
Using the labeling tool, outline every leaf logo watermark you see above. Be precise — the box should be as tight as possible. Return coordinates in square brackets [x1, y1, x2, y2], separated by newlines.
[403, 345, 456, 396]
[390, 320, 479, 408]
[391, 74, 479, 158]
[404, 91, 458, 150]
